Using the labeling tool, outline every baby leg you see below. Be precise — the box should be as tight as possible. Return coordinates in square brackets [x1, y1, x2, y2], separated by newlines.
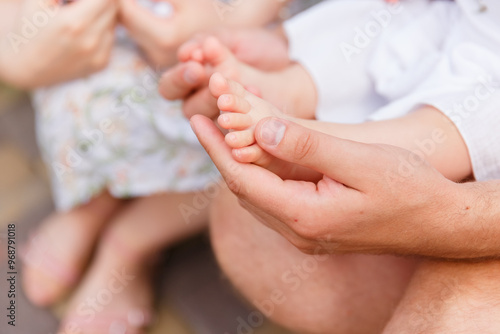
[58, 192, 209, 334]
[22, 192, 121, 306]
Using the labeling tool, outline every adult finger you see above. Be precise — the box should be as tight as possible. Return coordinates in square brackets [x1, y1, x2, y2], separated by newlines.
[119, 0, 174, 39]
[159, 61, 207, 100]
[66, 0, 114, 23]
[255, 118, 385, 190]
[238, 198, 309, 250]
[178, 35, 206, 62]
[190, 115, 335, 224]
[89, 30, 115, 72]
[87, 0, 118, 35]
[183, 87, 218, 119]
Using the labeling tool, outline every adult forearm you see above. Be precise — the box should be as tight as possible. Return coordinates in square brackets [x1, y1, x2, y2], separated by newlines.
[257, 108, 498, 259]
[427, 180, 500, 259]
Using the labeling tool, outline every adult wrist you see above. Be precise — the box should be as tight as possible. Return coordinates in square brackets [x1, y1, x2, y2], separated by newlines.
[441, 180, 500, 258]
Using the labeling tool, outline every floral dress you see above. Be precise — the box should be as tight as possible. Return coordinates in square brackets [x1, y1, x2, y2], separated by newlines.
[33, 37, 219, 211]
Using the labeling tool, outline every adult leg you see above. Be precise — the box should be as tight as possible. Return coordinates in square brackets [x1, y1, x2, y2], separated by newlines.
[210, 187, 417, 334]
[383, 259, 500, 334]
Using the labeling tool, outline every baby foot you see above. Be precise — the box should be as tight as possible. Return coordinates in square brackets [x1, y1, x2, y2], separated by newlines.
[173, 35, 297, 118]
[22, 195, 119, 306]
[181, 35, 252, 87]
[160, 35, 254, 119]
[21, 215, 81, 307]
[178, 28, 290, 71]
[209, 73, 321, 182]
[187, 35, 316, 117]
[162, 34, 314, 121]
[209, 72, 288, 165]
[57, 236, 155, 334]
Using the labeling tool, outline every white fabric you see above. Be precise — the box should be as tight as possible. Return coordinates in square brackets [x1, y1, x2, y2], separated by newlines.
[33, 43, 219, 211]
[285, 0, 391, 124]
[285, 0, 500, 181]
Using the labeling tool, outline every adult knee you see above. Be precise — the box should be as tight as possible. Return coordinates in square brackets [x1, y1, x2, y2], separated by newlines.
[209, 189, 359, 334]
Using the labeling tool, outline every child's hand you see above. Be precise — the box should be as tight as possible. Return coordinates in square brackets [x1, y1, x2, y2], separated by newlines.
[0, 0, 118, 89]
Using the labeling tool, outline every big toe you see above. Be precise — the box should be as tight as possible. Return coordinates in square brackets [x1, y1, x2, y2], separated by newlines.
[208, 72, 230, 98]
[209, 73, 248, 100]
[203, 36, 234, 67]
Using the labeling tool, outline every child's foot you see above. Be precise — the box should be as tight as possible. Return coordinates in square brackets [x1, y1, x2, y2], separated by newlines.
[210, 72, 286, 162]
[208, 72, 320, 183]
[22, 194, 120, 306]
[57, 235, 155, 334]
[189, 35, 316, 118]
[178, 28, 290, 71]
[180, 35, 258, 95]
[161, 35, 262, 119]
[170, 35, 310, 120]
[161, 34, 315, 120]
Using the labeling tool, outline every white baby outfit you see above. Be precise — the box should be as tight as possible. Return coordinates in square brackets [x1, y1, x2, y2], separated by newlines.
[285, 0, 500, 181]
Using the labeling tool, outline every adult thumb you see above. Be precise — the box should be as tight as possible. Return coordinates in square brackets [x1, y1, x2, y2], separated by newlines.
[255, 118, 377, 189]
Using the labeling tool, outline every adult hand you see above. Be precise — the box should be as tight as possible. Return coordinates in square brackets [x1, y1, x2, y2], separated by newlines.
[119, 0, 216, 68]
[190, 115, 489, 259]
[120, 0, 285, 68]
[0, 0, 117, 89]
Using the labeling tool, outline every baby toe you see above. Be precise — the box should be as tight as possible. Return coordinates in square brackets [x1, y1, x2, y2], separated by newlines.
[218, 93, 251, 114]
[225, 129, 256, 149]
[232, 144, 265, 163]
[218, 113, 253, 130]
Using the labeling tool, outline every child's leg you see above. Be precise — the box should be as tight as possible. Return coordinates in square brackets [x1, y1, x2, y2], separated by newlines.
[21, 192, 121, 306]
[58, 192, 209, 334]
[210, 73, 471, 182]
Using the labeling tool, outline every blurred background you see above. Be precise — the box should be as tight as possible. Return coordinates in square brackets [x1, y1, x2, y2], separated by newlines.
[0, 83, 292, 333]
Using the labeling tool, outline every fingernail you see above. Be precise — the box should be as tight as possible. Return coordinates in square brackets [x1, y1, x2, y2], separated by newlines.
[184, 68, 198, 84]
[260, 119, 286, 146]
